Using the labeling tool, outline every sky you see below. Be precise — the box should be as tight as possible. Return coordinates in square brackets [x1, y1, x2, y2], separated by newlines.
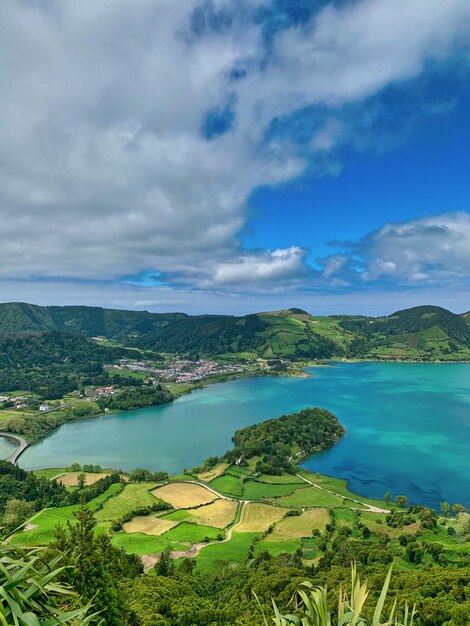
[1, 0, 470, 316]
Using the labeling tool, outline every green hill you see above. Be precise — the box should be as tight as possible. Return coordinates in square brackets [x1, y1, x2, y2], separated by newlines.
[0, 302, 186, 340]
[0, 302, 469, 360]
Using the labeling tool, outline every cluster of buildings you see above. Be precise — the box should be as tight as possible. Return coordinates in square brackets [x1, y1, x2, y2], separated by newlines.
[0, 394, 32, 409]
[106, 358, 244, 383]
[84, 386, 115, 399]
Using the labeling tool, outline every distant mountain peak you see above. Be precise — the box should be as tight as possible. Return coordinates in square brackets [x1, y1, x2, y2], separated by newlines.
[259, 307, 310, 317]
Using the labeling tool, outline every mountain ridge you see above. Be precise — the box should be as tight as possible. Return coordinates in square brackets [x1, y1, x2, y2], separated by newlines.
[0, 302, 469, 361]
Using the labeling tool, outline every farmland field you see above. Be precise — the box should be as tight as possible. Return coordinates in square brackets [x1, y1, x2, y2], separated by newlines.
[270, 486, 345, 508]
[185, 499, 238, 528]
[197, 462, 229, 482]
[162, 521, 220, 543]
[111, 533, 187, 555]
[60, 472, 111, 487]
[151, 482, 217, 508]
[242, 479, 307, 500]
[14, 484, 121, 545]
[196, 531, 260, 573]
[210, 474, 243, 497]
[270, 509, 329, 538]
[236, 503, 287, 532]
[95, 483, 160, 520]
[254, 536, 301, 556]
[123, 516, 178, 536]
[256, 474, 305, 484]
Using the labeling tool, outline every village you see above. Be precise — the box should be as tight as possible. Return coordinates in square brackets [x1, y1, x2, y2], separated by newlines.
[105, 357, 247, 383]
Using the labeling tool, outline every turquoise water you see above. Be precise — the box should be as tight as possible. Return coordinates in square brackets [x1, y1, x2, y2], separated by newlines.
[0, 437, 16, 459]
[20, 362, 470, 509]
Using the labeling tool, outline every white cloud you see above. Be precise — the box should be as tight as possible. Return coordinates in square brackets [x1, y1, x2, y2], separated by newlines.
[317, 212, 470, 288]
[0, 0, 469, 292]
[211, 246, 306, 285]
[361, 212, 470, 283]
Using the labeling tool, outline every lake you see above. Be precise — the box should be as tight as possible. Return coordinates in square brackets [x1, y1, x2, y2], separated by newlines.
[19, 362, 470, 510]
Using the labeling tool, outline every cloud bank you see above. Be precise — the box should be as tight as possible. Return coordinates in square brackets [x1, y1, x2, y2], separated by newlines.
[0, 0, 469, 307]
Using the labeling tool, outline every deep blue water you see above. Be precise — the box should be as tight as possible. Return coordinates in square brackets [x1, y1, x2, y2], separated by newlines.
[19, 362, 470, 510]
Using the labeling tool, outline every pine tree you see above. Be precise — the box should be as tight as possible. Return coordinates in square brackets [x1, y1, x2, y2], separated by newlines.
[53, 503, 140, 626]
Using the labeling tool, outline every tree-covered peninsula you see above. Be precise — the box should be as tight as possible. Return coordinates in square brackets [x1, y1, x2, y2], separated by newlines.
[225, 407, 344, 474]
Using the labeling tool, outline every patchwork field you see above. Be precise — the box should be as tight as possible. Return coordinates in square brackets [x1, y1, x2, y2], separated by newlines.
[123, 516, 179, 536]
[13, 467, 470, 577]
[151, 482, 217, 509]
[236, 503, 287, 532]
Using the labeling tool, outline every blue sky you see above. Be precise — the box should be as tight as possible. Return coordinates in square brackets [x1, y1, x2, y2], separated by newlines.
[248, 82, 470, 257]
[1, 0, 470, 315]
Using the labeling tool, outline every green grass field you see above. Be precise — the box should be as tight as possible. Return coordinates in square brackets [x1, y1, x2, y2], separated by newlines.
[226, 464, 252, 477]
[256, 474, 305, 484]
[210, 474, 243, 497]
[111, 533, 187, 556]
[162, 509, 192, 522]
[270, 486, 345, 508]
[254, 536, 301, 557]
[14, 484, 122, 545]
[242, 479, 308, 500]
[31, 468, 68, 480]
[301, 537, 319, 559]
[95, 483, 161, 521]
[298, 471, 399, 510]
[196, 531, 260, 573]
[162, 522, 220, 543]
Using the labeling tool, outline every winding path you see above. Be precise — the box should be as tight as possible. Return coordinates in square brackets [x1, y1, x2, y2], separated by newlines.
[0, 432, 28, 465]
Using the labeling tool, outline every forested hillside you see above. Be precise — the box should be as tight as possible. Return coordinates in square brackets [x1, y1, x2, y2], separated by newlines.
[0, 302, 469, 360]
[0, 302, 186, 340]
[0, 331, 135, 397]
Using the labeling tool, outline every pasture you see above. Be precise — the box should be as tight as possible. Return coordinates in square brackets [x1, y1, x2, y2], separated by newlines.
[112, 533, 186, 556]
[151, 482, 217, 509]
[14, 483, 121, 545]
[242, 479, 306, 500]
[196, 531, 260, 573]
[210, 474, 243, 497]
[270, 486, 345, 508]
[95, 483, 160, 521]
[256, 474, 305, 484]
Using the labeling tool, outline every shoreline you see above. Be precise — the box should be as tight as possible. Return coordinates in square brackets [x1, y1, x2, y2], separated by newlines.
[5, 357, 469, 452]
